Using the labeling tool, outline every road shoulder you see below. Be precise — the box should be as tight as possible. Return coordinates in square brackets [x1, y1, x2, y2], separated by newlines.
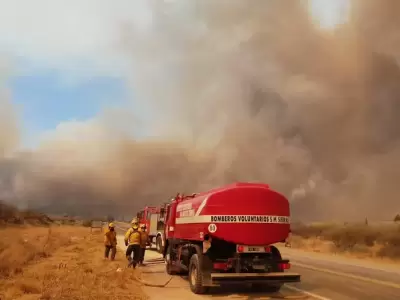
[116, 235, 205, 299]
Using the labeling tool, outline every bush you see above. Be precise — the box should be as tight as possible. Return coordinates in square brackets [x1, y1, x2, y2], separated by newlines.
[394, 214, 400, 222]
[295, 223, 386, 248]
[323, 225, 382, 249]
[292, 222, 400, 259]
[324, 227, 359, 251]
[377, 229, 400, 247]
[377, 245, 400, 259]
[82, 220, 92, 227]
[292, 223, 336, 239]
[293, 223, 385, 246]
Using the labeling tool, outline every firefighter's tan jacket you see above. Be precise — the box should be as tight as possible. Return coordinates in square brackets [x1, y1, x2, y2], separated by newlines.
[124, 228, 141, 245]
[139, 230, 149, 248]
[104, 229, 117, 247]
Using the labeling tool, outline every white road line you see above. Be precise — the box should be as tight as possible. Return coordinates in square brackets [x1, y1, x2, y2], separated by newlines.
[279, 248, 400, 275]
[284, 285, 332, 300]
[291, 262, 400, 289]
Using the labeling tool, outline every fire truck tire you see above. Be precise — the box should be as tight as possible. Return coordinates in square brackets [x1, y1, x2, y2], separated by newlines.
[156, 235, 163, 254]
[188, 254, 208, 294]
[165, 245, 177, 275]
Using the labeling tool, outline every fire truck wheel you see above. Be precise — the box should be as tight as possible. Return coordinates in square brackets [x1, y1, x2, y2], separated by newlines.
[165, 245, 177, 275]
[188, 254, 208, 294]
[156, 236, 163, 254]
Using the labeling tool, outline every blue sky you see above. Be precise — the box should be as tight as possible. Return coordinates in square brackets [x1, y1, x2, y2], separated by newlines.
[8, 70, 128, 147]
[0, 0, 153, 149]
[0, 0, 345, 149]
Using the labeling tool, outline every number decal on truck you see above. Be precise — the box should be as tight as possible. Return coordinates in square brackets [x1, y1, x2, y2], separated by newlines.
[208, 223, 217, 233]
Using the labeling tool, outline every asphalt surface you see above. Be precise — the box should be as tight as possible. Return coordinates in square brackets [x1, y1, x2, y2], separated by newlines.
[116, 225, 400, 299]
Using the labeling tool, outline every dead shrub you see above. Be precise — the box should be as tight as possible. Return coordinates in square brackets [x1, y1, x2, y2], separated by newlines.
[376, 227, 400, 246]
[294, 223, 384, 249]
[291, 223, 400, 260]
[17, 279, 42, 294]
[324, 225, 384, 250]
[292, 223, 336, 239]
[350, 244, 371, 255]
[377, 244, 400, 259]
[394, 214, 400, 222]
[346, 225, 380, 247]
[82, 220, 92, 227]
[324, 227, 358, 251]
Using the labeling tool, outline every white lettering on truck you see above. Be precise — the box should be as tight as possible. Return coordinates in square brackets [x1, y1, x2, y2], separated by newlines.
[210, 215, 289, 223]
[175, 215, 290, 224]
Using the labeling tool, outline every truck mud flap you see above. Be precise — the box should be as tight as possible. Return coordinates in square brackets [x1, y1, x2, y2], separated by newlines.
[210, 272, 301, 285]
[200, 254, 214, 286]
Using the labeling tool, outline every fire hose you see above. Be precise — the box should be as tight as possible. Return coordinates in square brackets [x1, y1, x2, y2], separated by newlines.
[129, 258, 174, 288]
[133, 272, 173, 288]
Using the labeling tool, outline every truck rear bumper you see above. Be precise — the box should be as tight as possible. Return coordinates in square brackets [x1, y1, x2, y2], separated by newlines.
[209, 272, 301, 285]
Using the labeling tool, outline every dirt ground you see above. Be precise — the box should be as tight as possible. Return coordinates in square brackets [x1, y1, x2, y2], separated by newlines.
[0, 225, 147, 300]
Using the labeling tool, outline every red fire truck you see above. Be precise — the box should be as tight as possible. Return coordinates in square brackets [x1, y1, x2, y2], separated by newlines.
[136, 206, 166, 253]
[137, 182, 300, 294]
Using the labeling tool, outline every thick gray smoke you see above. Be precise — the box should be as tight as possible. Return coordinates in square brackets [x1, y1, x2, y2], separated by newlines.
[2, 0, 400, 221]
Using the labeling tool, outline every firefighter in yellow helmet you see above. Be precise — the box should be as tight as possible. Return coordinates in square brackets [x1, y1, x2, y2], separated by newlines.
[124, 220, 142, 268]
[139, 224, 149, 265]
[104, 222, 117, 260]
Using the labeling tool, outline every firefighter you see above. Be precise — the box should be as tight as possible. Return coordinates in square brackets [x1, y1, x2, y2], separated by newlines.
[124, 221, 142, 268]
[139, 224, 149, 265]
[104, 222, 117, 260]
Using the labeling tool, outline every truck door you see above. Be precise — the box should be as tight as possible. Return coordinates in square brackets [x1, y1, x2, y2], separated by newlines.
[137, 210, 144, 224]
[149, 211, 158, 236]
[165, 202, 177, 239]
[157, 207, 166, 231]
[164, 205, 171, 240]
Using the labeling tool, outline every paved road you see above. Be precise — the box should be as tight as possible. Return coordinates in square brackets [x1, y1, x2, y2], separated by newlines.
[116, 226, 400, 299]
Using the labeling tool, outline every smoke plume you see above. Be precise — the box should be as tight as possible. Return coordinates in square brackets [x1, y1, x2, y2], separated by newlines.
[2, 0, 400, 221]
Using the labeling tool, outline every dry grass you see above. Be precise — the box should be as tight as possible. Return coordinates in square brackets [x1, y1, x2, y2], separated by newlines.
[290, 222, 400, 262]
[0, 226, 147, 300]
